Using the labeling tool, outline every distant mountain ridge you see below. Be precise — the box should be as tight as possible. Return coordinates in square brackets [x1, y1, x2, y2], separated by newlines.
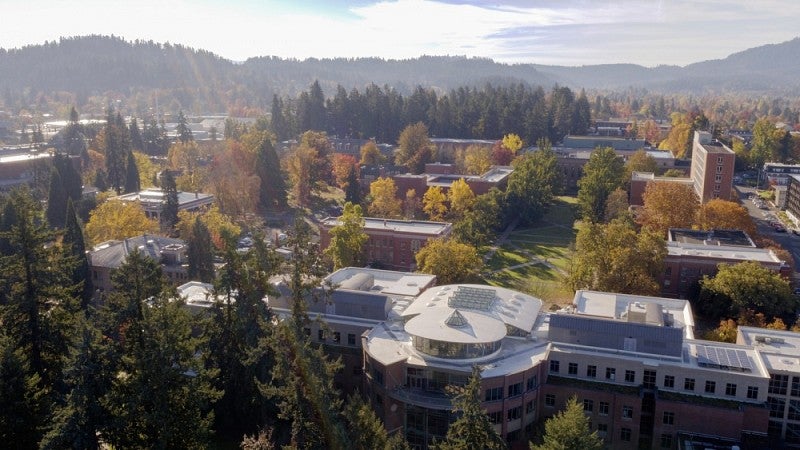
[1, 35, 798, 112]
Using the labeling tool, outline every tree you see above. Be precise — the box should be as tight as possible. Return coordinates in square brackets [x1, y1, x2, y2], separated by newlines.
[286, 143, 317, 207]
[343, 394, 408, 450]
[85, 200, 159, 246]
[638, 182, 699, 235]
[254, 132, 287, 210]
[448, 178, 476, 220]
[128, 117, 144, 152]
[160, 170, 180, 232]
[502, 133, 523, 154]
[404, 188, 421, 220]
[325, 202, 368, 270]
[270, 94, 291, 141]
[625, 149, 659, 176]
[603, 188, 630, 223]
[46, 168, 69, 229]
[435, 366, 505, 450]
[176, 110, 194, 143]
[368, 177, 402, 219]
[176, 205, 240, 251]
[360, 141, 385, 166]
[123, 150, 140, 194]
[187, 217, 215, 282]
[696, 199, 757, 236]
[577, 147, 625, 223]
[463, 145, 492, 175]
[453, 188, 504, 247]
[751, 117, 780, 167]
[416, 239, 482, 284]
[491, 140, 514, 166]
[569, 218, 666, 296]
[63, 199, 93, 307]
[700, 261, 796, 319]
[505, 143, 561, 226]
[530, 396, 603, 450]
[332, 154, 359, 189]
[344, 165, 362, 205]
[423, 186, 448, 221]
[103, 109, 131, 194]
[0, 329, 46, 448]
[396, 122, 434, 174]
[53, 153, 83, 205]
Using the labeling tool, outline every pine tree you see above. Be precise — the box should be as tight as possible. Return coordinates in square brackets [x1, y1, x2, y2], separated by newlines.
[0, 330, 47, 448]
[123, 150, 140, 194]
[53, 154, 83, 205]
[270, 94, 290, 141]
[263, 219, 350, 450]
[434, 366, 506, 450]
[530, 397, 603, 450]
[160, 170, 179, 232]
[128, 117, 144, 151]
[104, 109, 131, 194]
[46, 168, 68, 229]
[344, 165, 361, 204]
[187, 217, 214, 283]
[343, 394, 409, 450]
[204, 230, 281, 439]
[256, 133, 288, 210]
[63, 198, 93, 307]
[176, 110, 194, 143]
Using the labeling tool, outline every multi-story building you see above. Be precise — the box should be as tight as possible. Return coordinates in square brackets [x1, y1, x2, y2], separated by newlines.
[629, 172, 694, 206]
[363, 285, 774, 449]
[318, 217, 452, 271]
[660, 229, 790, 298]
[393, 164, 513, 197]
[691, 131, 736, 202]
[784, 175, 800, 228]
[89, 234, 189, 295]
[112, 188, 214, 221]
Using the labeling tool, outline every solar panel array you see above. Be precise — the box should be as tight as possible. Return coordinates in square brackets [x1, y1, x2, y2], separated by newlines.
[449, 286, 495, 311]
[696, 345, 753, 372]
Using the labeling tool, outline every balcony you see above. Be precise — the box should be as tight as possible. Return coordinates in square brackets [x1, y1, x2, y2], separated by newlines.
[390, 387, 453, 410]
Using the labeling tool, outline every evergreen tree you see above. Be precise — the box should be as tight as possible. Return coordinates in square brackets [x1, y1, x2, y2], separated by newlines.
[176, 110, 194, 143]
[40, 315, 108, 450]
[63, 107, 87, 157]
[46, 168, 68, 229]
[263, 219, 349, 449]
[93, 169, 108, 192]
[343, 394, 409, 450]
[187, 217, 215, 283]
[123, 150, 140, 194]
[204, 230, 281, 439]
[160, 170, 180, 232]
[435, 366, 506, 450]
[256, 133, 288, 210]
[104, 109, 130, 194]
[530, 397, 603, 450]
[270, 94, 290, 141]
[0, 330, 47, 448]
[128, 117, 144, 151]
[53, 154, 83, 205]
[344, 165, 361, 204]
[63, 198, 93, 308]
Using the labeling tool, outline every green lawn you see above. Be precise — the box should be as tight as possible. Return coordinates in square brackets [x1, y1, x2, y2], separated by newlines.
[481, 197, 579, 305]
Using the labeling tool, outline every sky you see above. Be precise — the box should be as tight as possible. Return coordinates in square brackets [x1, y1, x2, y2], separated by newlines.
[2, 0, 799, 67]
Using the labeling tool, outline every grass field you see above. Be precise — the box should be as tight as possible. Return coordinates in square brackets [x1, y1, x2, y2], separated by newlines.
[483, 197, 579, 306]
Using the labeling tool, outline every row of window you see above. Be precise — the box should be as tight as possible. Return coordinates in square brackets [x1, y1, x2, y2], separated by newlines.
[767, 374, 800, 397]
[551, 360, 758, 398]
[306, 329, 358, 346]
[484, 376, 538, 402]
[487, 400, 535, 424]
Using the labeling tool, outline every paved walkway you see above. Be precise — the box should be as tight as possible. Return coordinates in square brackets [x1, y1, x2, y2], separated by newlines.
[483, 218, 567, 276]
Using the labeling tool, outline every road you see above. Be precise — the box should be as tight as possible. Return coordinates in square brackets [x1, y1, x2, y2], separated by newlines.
[735, 185, 800, 282]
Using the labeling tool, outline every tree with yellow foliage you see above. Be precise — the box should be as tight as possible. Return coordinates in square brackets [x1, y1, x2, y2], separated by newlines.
[463, 145, 492, 175]
[638, 182, 699, 235]
[448, 178, 475, 220]
[176, 205, 241, 251]
[85, 200, 159, 246]
[367, 177, 402, 219]
[501, 133, 523, 154]
[696, 199, 757, 236]
[423, 186, 448, 221]
[416, 239, 482, 284]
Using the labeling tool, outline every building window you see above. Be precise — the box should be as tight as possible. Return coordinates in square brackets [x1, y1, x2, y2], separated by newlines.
[526, 375, 538, 391]
[568, 362, 578, 375]
[661, 434, 673, 449]
[725, 383, 737, 396]
[508, 382, 522, 398]
[643, 370, 656, 388]
[620, 428, 631, 442]
[792, 376, 800, 397]
[684, 378, 695, 391]
[715, 174, 722, 182]
[606, 367, 616, 380]
[597, 423, 607, 436]
[769, 396, 786, 419]
[664, 375, 675, 388]
[625, 370, 635, 383]
[771, 374, 789, 395]
[748, 386, 759, 399]
[587, 365, 597, 378]
[545, 394, 555, 407]
[714, 183, 721, 192]
[598, 401, 609, 416]
[790, 400, 800, 421]
[549, 360, 560, 373]
[347, 333, 356, 346]
[705, 380, 716, 394]
[485, 387, 503, 402]
[506, 430, 520, 444]
[583, 399, 593, 413]
[716, 165, 723, 173]
[332, 332, 341, 344]
[507, 406, 522, 421]
[622, 405, 633, 419]
[371, 367, 384, 386]
[526, 400, 535, 414]
[717, 156, 724, 164]
[488, 411, 503, 424]
[663, 411, 674, 425]
[303, 328, 311, 337]
[318, 330, 325, 341]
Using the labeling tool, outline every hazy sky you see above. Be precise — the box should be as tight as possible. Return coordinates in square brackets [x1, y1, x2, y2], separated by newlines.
[2, 0, 799, 67]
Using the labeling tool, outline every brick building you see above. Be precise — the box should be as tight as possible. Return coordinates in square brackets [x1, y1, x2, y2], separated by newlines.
[691, 131, 736, 202]
[392, 164, 513, 198]
[318, 217, 452, 271]
[660, 229, 789, 298]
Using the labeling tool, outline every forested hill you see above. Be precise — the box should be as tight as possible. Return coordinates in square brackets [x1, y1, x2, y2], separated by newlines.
[1, 35, 799, 112]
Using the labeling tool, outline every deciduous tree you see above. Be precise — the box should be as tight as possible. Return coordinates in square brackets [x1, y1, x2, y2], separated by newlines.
[360, 141, 385, 166]
[396, 122, 434, 174]
[416, 239, 482, 284]
[700, 261, 796, 319]
[625, 149, 659, 176]
[696, 199, 756, 236]
[423, 186, 448, 221]
[85, 200, 159, 246]
[448, 178, 475, 220]
[505, 144, 561, 226]
[638, 182, 699, 235]
[368, 177, 402, 219]
[324, 202, 368, 270]
[577, 147, 625, 223]
[464, 145, 492, 175]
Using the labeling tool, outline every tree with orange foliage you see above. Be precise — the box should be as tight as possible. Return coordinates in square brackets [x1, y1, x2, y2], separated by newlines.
[638, 182, 699, 235]
[207, 141, 260, 218]
[696, 199, 756, 236]
[331, 154, 359, 189]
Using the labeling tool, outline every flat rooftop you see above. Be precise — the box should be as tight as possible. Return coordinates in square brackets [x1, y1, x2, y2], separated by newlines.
[668, 229, 754, 247]
[631, 171, 693, 184]
[738, 326, 800, 373]
[321, 217, 451, 236]
[666, 242, 782, 264]
[697, 140, 734, 154]
[324, 267, 436, 298]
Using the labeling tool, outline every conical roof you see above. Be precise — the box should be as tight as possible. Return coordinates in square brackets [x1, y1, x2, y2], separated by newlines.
[445, 309, 468, 328]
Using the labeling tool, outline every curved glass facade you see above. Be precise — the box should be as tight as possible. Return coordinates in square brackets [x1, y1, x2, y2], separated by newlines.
[412, 335, 501, 359]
